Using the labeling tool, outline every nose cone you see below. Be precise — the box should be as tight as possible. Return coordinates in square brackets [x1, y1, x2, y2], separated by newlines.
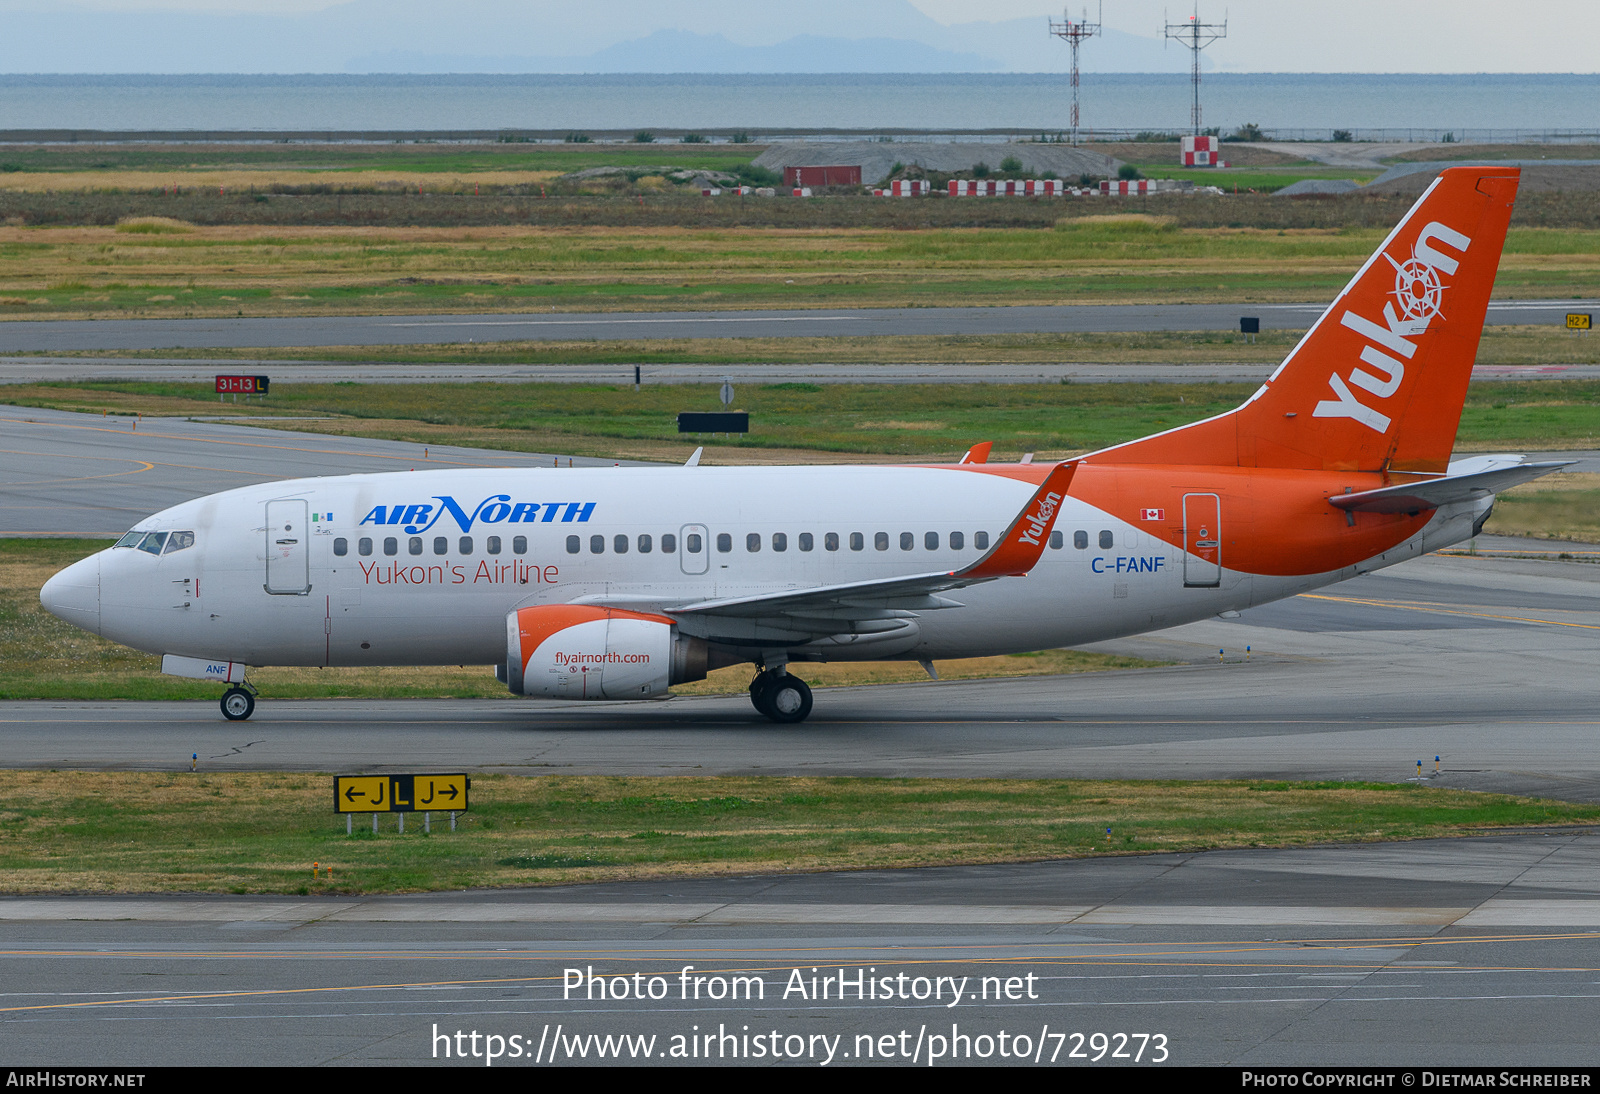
[40, 553, 100, 635]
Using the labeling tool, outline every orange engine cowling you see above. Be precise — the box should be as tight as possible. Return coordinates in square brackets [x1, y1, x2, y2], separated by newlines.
[504, 605, 707, 700]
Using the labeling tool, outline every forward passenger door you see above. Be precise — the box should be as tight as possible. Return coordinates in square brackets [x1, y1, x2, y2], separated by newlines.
[264, 499, 312, 594]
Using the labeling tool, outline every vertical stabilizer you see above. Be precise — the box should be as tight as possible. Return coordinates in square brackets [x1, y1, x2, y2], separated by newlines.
[1094, 167, 1519, 472]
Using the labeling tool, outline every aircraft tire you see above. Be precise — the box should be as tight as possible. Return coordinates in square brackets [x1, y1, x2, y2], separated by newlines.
[221, 686, 255, 721]
[749, 673, 776, 717]
[763, 674, 813, 724]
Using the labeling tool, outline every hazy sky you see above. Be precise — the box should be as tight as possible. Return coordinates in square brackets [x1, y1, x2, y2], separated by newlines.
[0, 0, 1592, 73]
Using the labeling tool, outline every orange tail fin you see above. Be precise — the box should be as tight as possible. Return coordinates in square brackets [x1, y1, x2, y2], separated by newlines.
[1095, 166, 1519, 473]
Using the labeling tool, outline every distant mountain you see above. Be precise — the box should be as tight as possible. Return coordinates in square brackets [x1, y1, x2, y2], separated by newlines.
[349, 31, 1006, 74]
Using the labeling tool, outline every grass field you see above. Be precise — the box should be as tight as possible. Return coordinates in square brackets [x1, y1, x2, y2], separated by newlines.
[1479, 471, 1600, 542]
[1, 770, 1593, 894]
[9, 375, 1600, 461]
[0, 220, 1595, 318]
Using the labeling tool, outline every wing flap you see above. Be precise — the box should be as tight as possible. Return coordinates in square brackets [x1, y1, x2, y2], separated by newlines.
[666, 461, 1077, 639]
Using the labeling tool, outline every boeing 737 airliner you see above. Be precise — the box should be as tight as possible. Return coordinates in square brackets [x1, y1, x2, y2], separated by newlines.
[40, 167, 1561, 723]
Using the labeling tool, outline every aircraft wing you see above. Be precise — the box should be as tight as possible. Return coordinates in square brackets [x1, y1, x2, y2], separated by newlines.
[574, 462, 1076, 642]
[1329, 457, 1573, 514]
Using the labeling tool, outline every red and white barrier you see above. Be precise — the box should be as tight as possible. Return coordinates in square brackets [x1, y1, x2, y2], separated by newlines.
[889, 179, 929, 196]
[1098, 178, 1191, 195]
[946, 178, 1066, 197]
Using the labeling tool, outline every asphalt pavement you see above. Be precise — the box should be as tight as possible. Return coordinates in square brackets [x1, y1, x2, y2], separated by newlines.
[0, 299, 1590, 353]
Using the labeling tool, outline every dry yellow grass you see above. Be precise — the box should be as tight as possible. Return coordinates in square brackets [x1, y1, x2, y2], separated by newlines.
[1482, 471, 1600, 541]
[0, 222, 1589, 320]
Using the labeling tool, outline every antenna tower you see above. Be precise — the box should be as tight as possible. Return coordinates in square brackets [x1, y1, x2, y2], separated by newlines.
[1163, 6, 1227, 135]
[1048, 3, 1101, 145]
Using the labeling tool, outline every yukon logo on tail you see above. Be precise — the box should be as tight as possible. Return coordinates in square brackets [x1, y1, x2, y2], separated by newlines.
[1016, 491, 1063, 546]
[1314, 221, 1472, 434]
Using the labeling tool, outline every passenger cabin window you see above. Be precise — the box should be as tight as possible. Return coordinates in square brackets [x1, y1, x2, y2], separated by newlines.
[950, 531, 964, 550]
[513, 536, 527, 555]
[566, 536, 580, 554]
[1049, 531, 1063, 549]
[746, 533, 760, 553]
[459, 536, 473, 555]
[614, 534, 628, 554]
[590, 535, 605, 554]
[433, 537, 448, 556]
[975, 531, 990, 550]
[1099, 530, 1114, 549]
[1074, 530, 1088, 549]
[849, 532, 864, 551]
[638, 534, 652, 554]
[899, 532, 913, 551]
[772, 532, 787, 552]
[163, 531, 195, 554]
[925, 531, 939, 550]
[486, 536, 501, 555]
[716, 533, 732, 553]
[825, 533, 839, 552]
[333, 538, 348, 556]
[408, 537, 423, 556]
[799, 533, 814, 552]
[384, 537, 398, 556]
[874, 532, 889, 551]
[663, 533, 679, 553]
[359, 537, 373, 556]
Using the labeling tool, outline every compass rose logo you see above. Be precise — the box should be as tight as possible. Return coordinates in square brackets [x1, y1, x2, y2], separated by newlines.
[1384, 247, 1447, 325]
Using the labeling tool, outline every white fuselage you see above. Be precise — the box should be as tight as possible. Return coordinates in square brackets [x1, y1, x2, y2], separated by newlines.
[45, 463, 1481, 674]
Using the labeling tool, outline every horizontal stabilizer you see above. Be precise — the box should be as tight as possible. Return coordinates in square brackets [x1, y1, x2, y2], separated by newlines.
[1329, 458, 1571, 514]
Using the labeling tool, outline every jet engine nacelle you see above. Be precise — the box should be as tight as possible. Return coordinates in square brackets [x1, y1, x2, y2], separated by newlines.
[504, 605, 707, 700]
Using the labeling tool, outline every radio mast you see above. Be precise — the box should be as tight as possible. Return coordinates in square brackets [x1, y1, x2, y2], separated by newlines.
[1049, 3, 1101, 145]
[1163, 6, 1227, 136]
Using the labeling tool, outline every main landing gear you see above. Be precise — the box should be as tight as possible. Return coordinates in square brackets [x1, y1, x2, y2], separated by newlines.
[750, 669, 813, 724]
[220, 683, 257, 721]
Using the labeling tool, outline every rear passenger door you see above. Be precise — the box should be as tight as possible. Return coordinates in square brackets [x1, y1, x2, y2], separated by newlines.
[1182, 493, 1221, 588]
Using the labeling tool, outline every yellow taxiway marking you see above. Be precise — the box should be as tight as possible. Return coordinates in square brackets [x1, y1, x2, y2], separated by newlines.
[1299, 592, 1600, 632]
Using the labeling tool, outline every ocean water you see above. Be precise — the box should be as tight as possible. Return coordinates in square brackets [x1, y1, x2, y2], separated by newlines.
[0, 73, 1593, 137]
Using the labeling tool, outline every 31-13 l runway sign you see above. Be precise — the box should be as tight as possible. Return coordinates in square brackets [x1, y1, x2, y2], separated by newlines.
[334, 773, 470, 814]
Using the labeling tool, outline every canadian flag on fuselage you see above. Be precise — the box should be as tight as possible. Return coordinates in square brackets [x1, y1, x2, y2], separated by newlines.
[1098, 167, 1519, 474]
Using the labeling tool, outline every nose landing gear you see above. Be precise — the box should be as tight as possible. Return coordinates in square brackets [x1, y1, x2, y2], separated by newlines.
[749, 669, 813, 724]
[221, 684, 257, 721]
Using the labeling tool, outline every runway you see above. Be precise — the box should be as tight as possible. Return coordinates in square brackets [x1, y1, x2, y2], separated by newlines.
[0, 299, 1589, 353]
[3, 831, 1599, 1066]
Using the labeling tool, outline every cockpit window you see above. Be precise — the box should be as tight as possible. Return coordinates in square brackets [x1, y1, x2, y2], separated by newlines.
[162, 531, 195, 555]
[114, 530, 145, 548]
[135, 532, 168, 555]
